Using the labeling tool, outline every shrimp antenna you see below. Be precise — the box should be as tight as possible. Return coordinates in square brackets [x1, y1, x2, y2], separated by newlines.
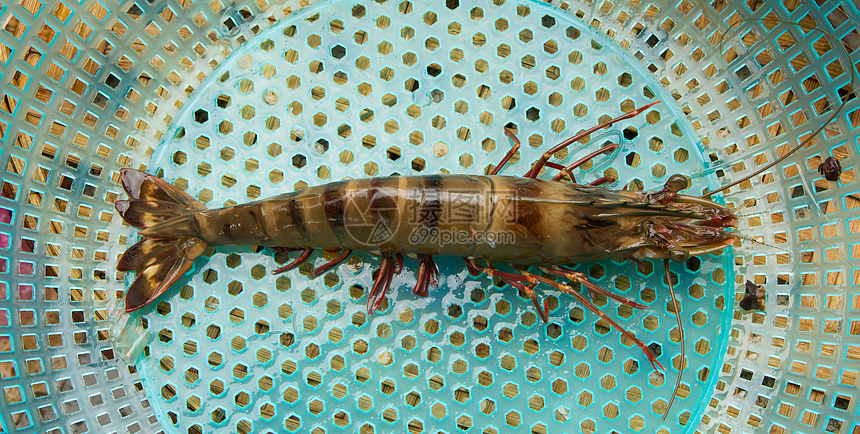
[730, 194, 775, 216]
[735, 234, 789, 254]
[662, 259, 685, 420]
[729, 193, 773, 215]
[701, 19, 857, 198]
[733, 211, 766, 218]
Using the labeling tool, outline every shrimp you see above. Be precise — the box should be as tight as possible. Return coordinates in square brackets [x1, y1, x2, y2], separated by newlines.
[116, 102, 738, 417]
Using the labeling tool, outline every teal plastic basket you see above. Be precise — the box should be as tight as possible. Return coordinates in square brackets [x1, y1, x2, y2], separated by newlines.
[1, 1, 858, 433]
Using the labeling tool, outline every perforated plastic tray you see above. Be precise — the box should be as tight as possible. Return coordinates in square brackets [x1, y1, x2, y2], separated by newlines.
[1, 0, 858, 433]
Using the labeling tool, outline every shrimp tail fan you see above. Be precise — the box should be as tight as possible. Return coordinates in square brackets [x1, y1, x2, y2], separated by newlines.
[115, 169, 209, 312]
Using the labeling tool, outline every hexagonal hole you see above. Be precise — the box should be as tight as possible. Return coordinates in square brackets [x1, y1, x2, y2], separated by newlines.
[521, 54, 536, 69]
[646, 108, 661, 124]
[454, 386, 470, 403]
[475, 343, 491, 359]
[159, 355, 174, 373]
[283, 386, 299, 404]
[689, 283, 704, 299]
[692, 310, 708, 327]
[643, 314, 659, 331]
[597, 346, 614, 364]
[308, 398, 324, 415]
[577, 390, 593, 408]
[238, 78, 254, 94]
[252, 292, 268, 308]
[254, 319, 270, 335]
[500, 354, 516, 372]
[600, 374, 617, 391]
[523, 80, 537, 95]
[331, 44, 346, 59]
[260, 403, 275, 420]
[424, 319, 440, 336]
[158, 328, 173, 344]
[405, 391, 421, 407]
[478, 370, 494, 387]
[526, 366, 542, 383]
[183, 340, 198, 356]
[552, 378, 568, 396]
[428, 374, 444, 391]
[208, 352, 224, 369]
[258, 375, 273, 392]
[574, 362, 591, 379]
[505, 410, 521, 427]
[229, 308, 245, 324]
[569, 307, 585, 324]
[211, 407, 226, 424]
[231, 336, 246, 353]
[403, 363, 419, 379]
[503, 382, 519, 399]
[695, 338, 711, 355]
[626, 152, 641, 168]
[529, 394, 545, 411]
[523, 338, 539, 355]
[400, 335, 416, 352]
[278, 304, 293, 321]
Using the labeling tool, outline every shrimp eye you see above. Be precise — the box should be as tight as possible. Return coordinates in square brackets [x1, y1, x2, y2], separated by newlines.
[669, 249, 690, 262]
[664, 174, 689, 193]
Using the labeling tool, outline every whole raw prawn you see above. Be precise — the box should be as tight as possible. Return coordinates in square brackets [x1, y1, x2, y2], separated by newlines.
[116, 102, 738, 417]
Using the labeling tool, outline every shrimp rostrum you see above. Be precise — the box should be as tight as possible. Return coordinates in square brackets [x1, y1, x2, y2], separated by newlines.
[115, 102, 738, 416]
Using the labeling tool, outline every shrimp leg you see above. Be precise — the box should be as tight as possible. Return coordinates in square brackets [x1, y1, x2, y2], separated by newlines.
[588, 175, 617, 186]
[487, 128, 522, 176]
[513, 265, 665, 373]
[272, 248, 313, 274]
[392, 253, 404, 274]
[413, 263, 431, 297]
[412, 254, 438, 297]
[466, 258, 662, 372]
[541, 266, 647, 309]
[525, 101, 661, 178]
[501, 129, 619, 184]
[367, 254, 400, 315]
[465, 259, 549, 322]
[550, 142, 619, 182]
[311, 249, 352, 278]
